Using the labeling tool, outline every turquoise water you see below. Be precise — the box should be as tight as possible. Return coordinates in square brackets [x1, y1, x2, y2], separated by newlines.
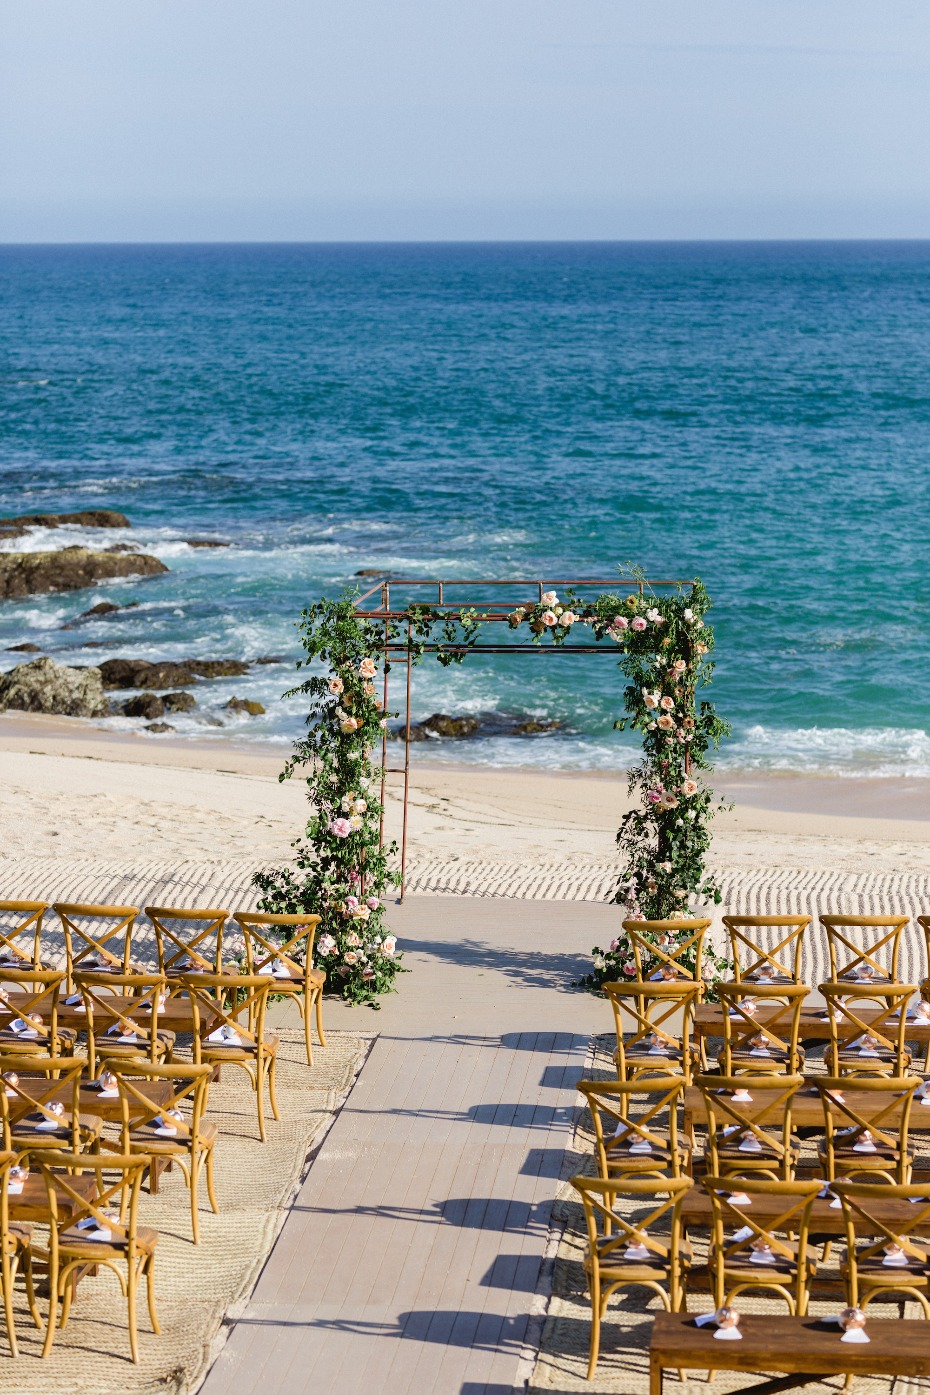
[1, 241, 929, 775]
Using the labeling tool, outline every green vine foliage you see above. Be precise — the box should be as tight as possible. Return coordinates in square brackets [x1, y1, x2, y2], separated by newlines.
[256, 573, 729, 1006]
[252, 595, 405, 1007]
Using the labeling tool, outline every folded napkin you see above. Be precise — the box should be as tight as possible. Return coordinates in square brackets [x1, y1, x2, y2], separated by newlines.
[629, 1140, 653, 1155]
[106, 1025, 140, 1043]
[35, 1118, 62, 1132]
[853, 1139, 878, 1153]
[694, 1312, 718, 1328]
[207, 1025, 242, 1045]
[9, 1019, 39, 1039]
[7, 1179, 24, 1195]
[96, 1087, 119, 1099]
[749, 1046, 771, 1056]
[153, 1117, 179, 1137]
[75, 1217, 114, 1242]
[730, 1225, 754, 1243]
[738, 1134, 763, 1153]
[713, 1327, 743, 1341]
[840, 1328, 870, 1344]
[749, 1245, 776, 1265]
[882, 1248, 910, 1267]
[64, 993, 83, 1007]
[623, 1241, 651, 1261]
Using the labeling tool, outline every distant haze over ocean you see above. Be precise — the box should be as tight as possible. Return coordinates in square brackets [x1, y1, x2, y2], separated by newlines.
[1, 241, 929, 777]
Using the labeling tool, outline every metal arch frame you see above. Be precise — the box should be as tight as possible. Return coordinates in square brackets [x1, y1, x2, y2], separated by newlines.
[355, 575, 696, 901]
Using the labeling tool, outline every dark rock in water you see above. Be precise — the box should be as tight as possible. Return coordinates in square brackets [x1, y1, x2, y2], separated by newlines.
[186, 538, 230, 548]
[393, 710, 565, 742]
[355, 568, 391, 577]
[0, 510, 131, 530]
[80, 601, 121, 618]
[0, 657, 110, 717]
[122, 693, 165, 720]
[81, 640, 124, 649]
[0, 548, 167, 599]
[6, 643, 42, 653]
[98, 657, 249, 689]
[204, 715, 224, 727]
[144, 722, 176, 734]
[254, 655, 285, 665]
[163, 690, 196, 713]
[225, 697, 266, 716]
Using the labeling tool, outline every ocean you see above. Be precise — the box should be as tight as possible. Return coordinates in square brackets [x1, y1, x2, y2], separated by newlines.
[1, 240, 929, 777]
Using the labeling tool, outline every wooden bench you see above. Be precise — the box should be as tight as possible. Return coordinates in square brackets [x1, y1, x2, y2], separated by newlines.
[649, 1311, 930, 1394]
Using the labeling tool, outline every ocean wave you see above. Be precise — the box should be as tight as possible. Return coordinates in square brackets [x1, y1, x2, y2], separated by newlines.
[719, 725, 930, 779]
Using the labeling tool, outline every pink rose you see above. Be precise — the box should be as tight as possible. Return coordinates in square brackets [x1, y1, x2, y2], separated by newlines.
[366, 896, 379, 911]
[345, 895, 359, 910]
[646, 789, 664, 804]
[622, 961, 636, 977]
[612, 616, 629, 630]
[560, 611, 577, 626]
[631, 616, 647, 632]
[541, 610, 557, 627]
[609, 938, 620, 952]
[330, 817, 352, 838]
[362, 967, 376, 981]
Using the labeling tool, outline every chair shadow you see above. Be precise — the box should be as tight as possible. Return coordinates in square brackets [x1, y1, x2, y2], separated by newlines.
[399, 934, 595, 994]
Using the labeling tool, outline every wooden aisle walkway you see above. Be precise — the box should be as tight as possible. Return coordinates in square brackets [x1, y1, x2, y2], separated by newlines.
[200, 895, 615, 1395]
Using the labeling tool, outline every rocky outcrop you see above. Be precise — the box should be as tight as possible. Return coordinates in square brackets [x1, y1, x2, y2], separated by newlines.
[225, 697, 266, 716]
[186, 539, 230, 548]
[121, 693, 165, 720]
[0, 657, 110, 718]
[145, 722, 176, 734]
[6, 643, 42, 653]
[0, 548, 167, 599]
[394, 711, 565, 742]
[0, 510, 130, 539]
[163, 691, 196, 713]
[98, 657, 249, 690]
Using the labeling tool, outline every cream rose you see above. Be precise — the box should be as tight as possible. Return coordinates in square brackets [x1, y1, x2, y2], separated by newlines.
[541, 591, 559, 606]
[359, 657, 377, 679]
[328, 677, 344, 695]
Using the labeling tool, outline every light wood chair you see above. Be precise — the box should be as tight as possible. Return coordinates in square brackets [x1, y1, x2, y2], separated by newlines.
[821, 914, 909, 986]
[834, 1181, 930, 1320]
[623, 917, 711, 985]
[723, 914, 810, 985]
[182, 972, 280, 1141]
[571, 1174, 691, 1379]
[35, 1149, 159, 1362]
[715, 981, 809, 1076]
[0, 968, 75, 1058]
[698, 1073, 804, 1182]
[813, 1074, 920, 1185]
[820, 981, 915, 1077]
[0, 1149, 40, 1356]
[0, 901, 49, 970]
[576, 1076, 690, 1183]
[54, 903, 139, 991]
[603, 980, 702, 1086]
[704, 1174, 821, 1314]
[75, 972, 175, 1079]
[106, 1059, 218, 1244]
[235, 912, 325, 1066]
[146, 905, 229, 978]
[0, 1054, 102, 1152]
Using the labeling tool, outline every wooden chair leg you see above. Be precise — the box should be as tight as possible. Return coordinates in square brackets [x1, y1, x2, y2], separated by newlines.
[314, 988, 327, 1049]
[205, 1145, 219, 1214]
[587, 1272, 601, 1380]
[302, 994, 314, 1067]
[255, 1063, 266, 1142]
[23, 1250, 41, 1330]
[127, 1263, 140, 1363]
[190, 1151, 200, 1245]
[146, 1255, 160, 1334]
[267, 1052, 281, 1121]
[1, 1251, 17, 1357]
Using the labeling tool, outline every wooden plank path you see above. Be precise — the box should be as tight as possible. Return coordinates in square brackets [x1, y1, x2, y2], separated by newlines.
[200, 894, 614, 1395]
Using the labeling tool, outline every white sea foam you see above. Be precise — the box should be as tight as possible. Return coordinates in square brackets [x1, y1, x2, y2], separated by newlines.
[720, 725, 930, 779]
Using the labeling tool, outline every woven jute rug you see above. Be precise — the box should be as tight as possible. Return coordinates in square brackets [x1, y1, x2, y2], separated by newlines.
[0, 1028, 368, 1395]
[528, 1037, 930, 1395]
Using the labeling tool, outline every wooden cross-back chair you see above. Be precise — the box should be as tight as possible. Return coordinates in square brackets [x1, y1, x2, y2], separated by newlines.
[0, 1148, 40, 1356]
[34, 1149, 159, 1362]
[576, 1076, 690, 1184]
[571, 1174, 691, 1380]
[55, 902, 139, 991]
[181, 972, 280, 1141]
[821, 914, 909, 986]
[704, 1174, 821, 1315]
[0, 901, 49, 971]
[698, 1073, 804, 1182]
[603, 981, 702, 1086]
[0, 1053, 101, 1152]
[833, 1181, 930, 1320]
[106, 1059, 218, 1244]
[0, 968, 74, 1058]
[715, 982, 809, 1076]
[623, 917, 711, 985]
[75, 972, 175, 1079]
[146, 905, 229, 979]
[235, 911, 325, 1066]
[813, 1075, 920, 1185]
[723, 914, 811, 985]
[820, 981, 916, 1077]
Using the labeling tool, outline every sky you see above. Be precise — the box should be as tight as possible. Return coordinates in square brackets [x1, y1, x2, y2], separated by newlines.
[1, 0, 929, 242]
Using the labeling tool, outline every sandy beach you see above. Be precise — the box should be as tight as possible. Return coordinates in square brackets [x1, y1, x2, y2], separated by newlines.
[2, 710, 929, 877]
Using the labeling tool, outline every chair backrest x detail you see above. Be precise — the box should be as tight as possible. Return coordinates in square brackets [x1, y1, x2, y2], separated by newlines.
[55, 903, 139, 990]
[814, 1074, 919, 1183]
[821, 914, 908, 985]
[0, 900, 49, 969]
[716, 981, 809, 1075]
[0, 1052, 86, 1148]
[180, 971, 272, 1058]
[698, 1072, 804, 1177]
[146, 905, 229, 977]
[0, 968, 66, 1055]
[235, 911, 321, 979]
[603, 980, 702, 1083]
[75, 971, 168, 1073]
[820, 982, 916, 1076]
[834, 1179, 930, 1312]
[576, 1075, 686, 1178]
[623, 917, 711, 985]
[723, 915, 810, 985]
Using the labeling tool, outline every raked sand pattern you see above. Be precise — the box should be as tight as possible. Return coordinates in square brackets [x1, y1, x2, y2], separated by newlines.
[3, 857, 930, 987]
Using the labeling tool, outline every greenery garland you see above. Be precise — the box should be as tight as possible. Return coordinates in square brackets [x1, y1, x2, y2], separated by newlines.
[254, 572, 729, 1006]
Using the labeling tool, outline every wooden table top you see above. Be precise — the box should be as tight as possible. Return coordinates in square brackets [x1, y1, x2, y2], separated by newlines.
[679, 1184, 930, 1238]
[8, 1171, 96, 1224]
[682, 1082, 930, 1131]
[650, 1310, 930, 1378]
[694, 1003, 930, 1043]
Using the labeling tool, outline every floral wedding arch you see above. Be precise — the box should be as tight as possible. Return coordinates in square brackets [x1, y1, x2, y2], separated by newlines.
[253, 570, 729, 1005]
